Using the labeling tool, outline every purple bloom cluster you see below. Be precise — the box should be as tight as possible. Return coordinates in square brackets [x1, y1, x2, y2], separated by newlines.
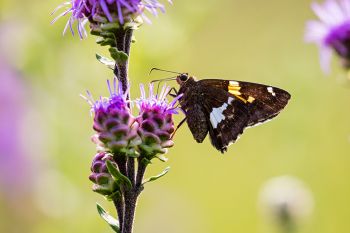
[83, 78, 180, 158]
[85, 79, 180, 195]
[305, 0, 350, 73]
[135, 84, 181, 156]
[52, 0, 172, 38]
[83, 78, 140, 155]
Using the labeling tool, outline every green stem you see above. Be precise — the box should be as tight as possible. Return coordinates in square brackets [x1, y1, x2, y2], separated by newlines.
[113, 155, 127, 232]
[127, 157, 135, 186]
[123, 189, 139, 233]
[136, 158, 147, 187]
[113, 196, 124, 232]
[113, 28, 133, 94]
[110, 27, 139, 233]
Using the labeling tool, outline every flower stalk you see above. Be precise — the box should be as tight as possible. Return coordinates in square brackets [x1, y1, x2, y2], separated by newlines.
[53, 1, 175, 233]
[113, 28, 133, 94]
[109, 26, 136, 233]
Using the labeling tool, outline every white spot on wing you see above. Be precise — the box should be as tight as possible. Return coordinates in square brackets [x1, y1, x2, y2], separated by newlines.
[267, 87, 276, 96]
[209, 97, 234, 128]
[229, 81, 239, 86]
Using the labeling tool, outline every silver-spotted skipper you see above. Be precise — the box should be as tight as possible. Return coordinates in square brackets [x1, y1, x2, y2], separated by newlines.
[152, 69, 291, 153]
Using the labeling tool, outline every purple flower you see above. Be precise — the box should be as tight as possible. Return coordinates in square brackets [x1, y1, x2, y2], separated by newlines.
[52, 0, 173, 38]
[135, 83, 181, 157]
[305, 0, 350, 73]
[89, 152, 118, 195]
[82, 78, 140, 155]
[0, 59, 33, 197]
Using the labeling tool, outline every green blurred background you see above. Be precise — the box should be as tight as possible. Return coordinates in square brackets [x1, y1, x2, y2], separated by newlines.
[0, 0, 349, 233]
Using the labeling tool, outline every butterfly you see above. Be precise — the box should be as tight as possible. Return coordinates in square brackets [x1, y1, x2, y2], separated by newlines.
[166, 73, 291, 153]
[150, 68, 291, 153]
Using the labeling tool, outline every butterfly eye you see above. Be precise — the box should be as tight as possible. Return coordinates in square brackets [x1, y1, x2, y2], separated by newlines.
[179, 74, 188, 82]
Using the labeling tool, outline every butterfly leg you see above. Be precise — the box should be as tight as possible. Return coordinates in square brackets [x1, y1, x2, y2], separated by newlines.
[170, 117, 187, 139]
[167, 87, 178, 98]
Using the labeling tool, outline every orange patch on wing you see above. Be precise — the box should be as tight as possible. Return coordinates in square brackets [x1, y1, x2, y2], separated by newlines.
[247, 96, 255, 103]
[228, 83, 254, 104]
[228, 85, 241, 96]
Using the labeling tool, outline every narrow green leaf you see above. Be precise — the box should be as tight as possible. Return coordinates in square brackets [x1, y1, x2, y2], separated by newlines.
[100, 38, 116, 46]
[141, 158, 151, 166]
[106, 160, 132, 189]
[156, 154, 168, 162]
[123, 16, 143, 30]
[96, 54, 115, 69]
[96, 203, 120, 233]
[143, 167, 170, 184]
[100, 31, 115, 39]
[91, 30, 102, 36]
[106, 190, 121, 201]
[96, 37, 105, 44]
[109, 48, 128, 64]
[101, 22, 120, 31]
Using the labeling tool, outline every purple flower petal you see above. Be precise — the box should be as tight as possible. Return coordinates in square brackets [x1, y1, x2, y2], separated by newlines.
[136, 83, 181, 116]
[305, 0, 350, 73]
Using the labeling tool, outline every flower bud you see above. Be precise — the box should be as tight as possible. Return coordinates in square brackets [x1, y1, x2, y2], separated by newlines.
[89, 152, 118, 195]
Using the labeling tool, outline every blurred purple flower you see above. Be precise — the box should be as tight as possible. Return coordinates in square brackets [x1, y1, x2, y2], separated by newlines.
[135, 83, 181, 157]
[0, 59, 31, 196]
[82, 78, 140, 155]
[52, 0, 173, 38]
[305, 0, 350, 73]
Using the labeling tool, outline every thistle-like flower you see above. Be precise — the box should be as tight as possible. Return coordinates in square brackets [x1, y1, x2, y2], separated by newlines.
[89, 152, 118, 195]
[135, 83, 181, 158]
[83, 78, 140, 155]
[52, 0, 172, 38]
[305, 0, 350, 73]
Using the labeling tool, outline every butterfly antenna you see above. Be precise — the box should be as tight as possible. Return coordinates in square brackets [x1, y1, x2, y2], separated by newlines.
[149, 68, 183, 75]
[150, 76, 177, 83]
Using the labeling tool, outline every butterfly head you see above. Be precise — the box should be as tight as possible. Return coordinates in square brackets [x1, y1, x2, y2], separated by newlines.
[176, 73, 193, 85]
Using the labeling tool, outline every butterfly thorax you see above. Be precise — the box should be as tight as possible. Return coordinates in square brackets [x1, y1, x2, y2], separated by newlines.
[177, 77, 202, 110]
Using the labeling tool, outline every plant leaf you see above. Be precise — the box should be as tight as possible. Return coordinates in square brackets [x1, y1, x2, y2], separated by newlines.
[143, 167, 170, 184]
[109, 48, 128, 64]
[141, 158, 151, 166]
[106, 190, 121, 201]
[101, 22, 120, 31]
[156, 154, 168, 162]
[124, 16, 143, 30]
[96, 54, 115, 69]
[96, 203, 120, 233]
[106, 160, 132, 189]
[97, 38, 115, 46]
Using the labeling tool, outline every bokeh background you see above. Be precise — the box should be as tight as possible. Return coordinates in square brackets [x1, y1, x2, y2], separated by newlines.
[1, 0, 350, 233]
